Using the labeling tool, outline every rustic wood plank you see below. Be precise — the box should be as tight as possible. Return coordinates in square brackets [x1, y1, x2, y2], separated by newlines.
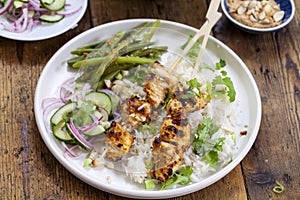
[1, 0, 299, 199]
[214, 1, 300, 199]
[89, 0, 208, 28]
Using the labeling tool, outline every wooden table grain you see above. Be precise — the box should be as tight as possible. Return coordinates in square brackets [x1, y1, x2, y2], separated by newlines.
[1, 0, 299, 199]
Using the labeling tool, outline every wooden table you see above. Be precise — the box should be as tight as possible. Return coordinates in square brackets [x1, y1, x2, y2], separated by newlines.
[1, 0, 299, 199]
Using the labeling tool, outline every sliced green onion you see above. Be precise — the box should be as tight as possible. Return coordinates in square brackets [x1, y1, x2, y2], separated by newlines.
[145, 179, 155, 190]
[83, 158, 93, 167]
[272, 181, 285, 194]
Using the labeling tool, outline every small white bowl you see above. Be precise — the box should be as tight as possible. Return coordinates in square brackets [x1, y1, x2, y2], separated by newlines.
[221, 0, 295, 34]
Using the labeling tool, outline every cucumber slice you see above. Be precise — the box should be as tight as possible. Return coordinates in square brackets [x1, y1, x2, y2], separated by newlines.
[84, 125, 105, 136]
[82, 110, 108, 136]
[40, 0, 66, 11]
[28, 10, 35, 18]
[13, 1, 23, 9]
[39, 14, 64, 23]
[52, 121, 73, 142]
[93, 110, 108, 122]
[103, 91, 120, 113]
[50, 102, 77, 125]
[41, 0, 54, 5]
[85, 92, 112, 114]
[65, 122, 93, 152]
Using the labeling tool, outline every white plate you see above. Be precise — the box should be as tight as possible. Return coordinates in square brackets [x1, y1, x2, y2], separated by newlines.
[34, 19, 262, 199]
[0, 0, 88, 41]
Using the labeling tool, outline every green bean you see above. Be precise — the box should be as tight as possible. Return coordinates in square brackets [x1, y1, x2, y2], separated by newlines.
[96, 70, 121, 89]
[87, 31, 126, 58]
[141, 20, 160, 42]
[71, 48, 102, 55]
[102, 64, 132, 76]
[119, 41, 156, 55]
[67, 55, 86, 67]
[72, 56, 155, 69]
[131, 46, 168, 57]
[90, 52, 120, 88]
[69, 20, 164, 89]
[77, 40, 106, 50]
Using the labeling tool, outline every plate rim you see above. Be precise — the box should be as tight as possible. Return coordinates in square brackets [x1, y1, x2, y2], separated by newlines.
[34, 18, 262, 199]
[0, 0, 88, 41]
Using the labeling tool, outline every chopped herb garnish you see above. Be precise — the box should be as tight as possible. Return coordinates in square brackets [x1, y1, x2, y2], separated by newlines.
[221, 70, 227, 76]
[181, 90, 197, 99]
[145, 179, 156, 190]
[193, 118, 226, 166]
[210, 75, 236, 102]
[216, 59, 226, 70]
[83, 158, 93, 167]
[187, 78, 201, 88]
[162, 92, 172, 108]
[182, 78, 202, 99]
[160, 166, 193, 190]
[139, 123, 158, 135]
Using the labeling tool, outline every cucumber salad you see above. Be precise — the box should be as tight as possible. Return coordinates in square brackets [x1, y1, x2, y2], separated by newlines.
[42, 20, 241, 190]
[0, 0, 82, 32]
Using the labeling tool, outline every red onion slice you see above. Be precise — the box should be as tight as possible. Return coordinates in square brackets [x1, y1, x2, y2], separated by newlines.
[0, 0, 13, 15]
[63, 143, 83, 158]
[69, 119, 94, 150]
[77, 116, 104, 133]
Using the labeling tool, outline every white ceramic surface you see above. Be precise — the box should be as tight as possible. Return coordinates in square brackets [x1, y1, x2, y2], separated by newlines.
[34, 19, 262, 199]
[0, 0, 88, 41]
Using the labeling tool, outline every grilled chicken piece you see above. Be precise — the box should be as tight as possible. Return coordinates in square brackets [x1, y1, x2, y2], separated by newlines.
[105, 121, 134, 161]
[144, 62, 178, 108]
[151, 137, 182, 182]
[166, 90, 207, 116]
[128, 96, 151, 127]
[151, 112, 191, 182]
[159, 114, 191, 151]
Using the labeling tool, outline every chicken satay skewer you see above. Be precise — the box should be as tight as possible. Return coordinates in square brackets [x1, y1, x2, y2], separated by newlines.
[144, 1, 222, 111]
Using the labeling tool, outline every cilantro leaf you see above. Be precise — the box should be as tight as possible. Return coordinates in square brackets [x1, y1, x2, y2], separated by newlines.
[160, 166, 193, 190]
[222, 77, 236, 102]
[205, 150, 219, 167]
[193, 118, 220, 155]
[187, 78, 201, 88]
[221, 70, 227, 76]
[181, 90, 197, 99]
[216, 59, 226, 70]
[182, 78, 202, 99]
[193, 118, 226, 166]
[205, 138, 225, 166]
[214, 137, 226, 151]
[210, 75, 236, 103]
[162, 92, 172, 108]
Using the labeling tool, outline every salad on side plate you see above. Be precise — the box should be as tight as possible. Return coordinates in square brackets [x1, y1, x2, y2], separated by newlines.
[0, 0, 82, 32]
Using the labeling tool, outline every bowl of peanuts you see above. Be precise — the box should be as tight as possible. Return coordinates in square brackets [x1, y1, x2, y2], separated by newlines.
[221, 0, 295, 33]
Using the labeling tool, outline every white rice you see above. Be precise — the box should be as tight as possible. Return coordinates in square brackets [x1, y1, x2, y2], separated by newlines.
[109, 56, 239, 186]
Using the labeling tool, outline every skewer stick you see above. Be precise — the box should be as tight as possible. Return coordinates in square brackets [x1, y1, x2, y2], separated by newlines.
[195, 12, 222, 68]
[169, 0, 222, 72]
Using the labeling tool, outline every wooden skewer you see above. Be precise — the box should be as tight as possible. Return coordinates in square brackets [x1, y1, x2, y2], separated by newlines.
[169, 0, 222, 72]
[195, 1, 222, 68]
